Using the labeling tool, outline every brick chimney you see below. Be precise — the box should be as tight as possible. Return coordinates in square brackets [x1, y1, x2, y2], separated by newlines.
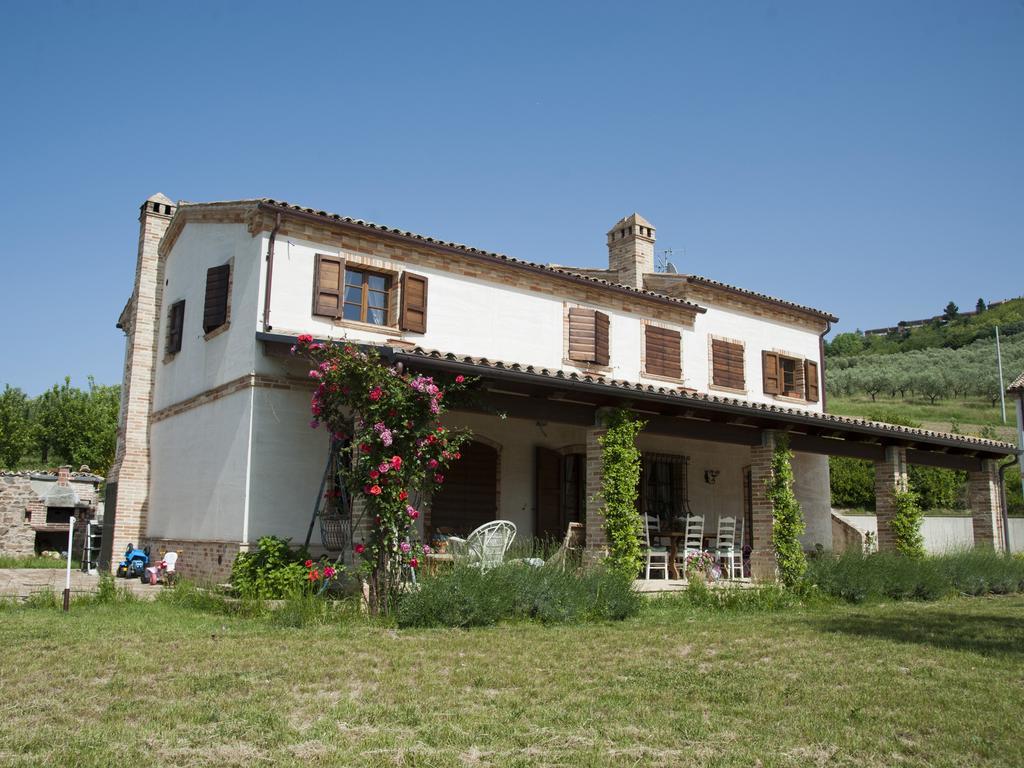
[607, 213, 655, 289]
[104, 193, 176, 569]
[57, 465, 70, 487]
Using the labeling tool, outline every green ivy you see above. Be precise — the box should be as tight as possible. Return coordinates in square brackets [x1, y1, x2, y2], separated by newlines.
[891, 488, 925, 559]
[598, 408, 646, 579]
[767, 434, 807, 587]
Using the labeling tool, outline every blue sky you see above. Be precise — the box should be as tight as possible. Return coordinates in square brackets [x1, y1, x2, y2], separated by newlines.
[1, 1, 1021, 394]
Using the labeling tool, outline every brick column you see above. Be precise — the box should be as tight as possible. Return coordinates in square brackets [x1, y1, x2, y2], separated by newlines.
[584, 423, 608, 561]
[748, 430, 778, 581]
[874, 446, 908, 552]
[968, 459, 1004, 551]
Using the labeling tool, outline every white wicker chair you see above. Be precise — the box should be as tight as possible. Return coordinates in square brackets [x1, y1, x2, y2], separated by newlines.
[448, 520, 517, 571]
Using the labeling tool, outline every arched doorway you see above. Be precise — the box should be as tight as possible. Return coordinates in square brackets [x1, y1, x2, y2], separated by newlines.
[429, 439, 499, 536]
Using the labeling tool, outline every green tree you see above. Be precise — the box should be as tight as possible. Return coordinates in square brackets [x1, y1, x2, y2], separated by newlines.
[31, 377, 120, 474]
[598, 408, 646, 579]
[0, 385, 32, 469]
[943, 301, 959, 322]
[976, 298, 987, 314]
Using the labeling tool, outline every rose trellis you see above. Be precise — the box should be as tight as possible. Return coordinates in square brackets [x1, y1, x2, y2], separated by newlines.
[294, 335, 470, 614]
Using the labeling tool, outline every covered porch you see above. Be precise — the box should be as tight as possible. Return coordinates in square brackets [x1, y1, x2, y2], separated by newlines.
[390, 348, 1016, 579]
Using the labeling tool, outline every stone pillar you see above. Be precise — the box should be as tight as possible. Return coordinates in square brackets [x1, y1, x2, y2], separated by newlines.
[968, 459, 1004, 551]
[584, 423, 608, 560]
[748, 430, 778, 581]
[105, 193, 176, 568]
[874, 446, 908, 552]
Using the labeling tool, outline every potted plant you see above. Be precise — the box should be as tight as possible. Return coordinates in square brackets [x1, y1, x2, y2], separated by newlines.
[684, 550, 716, 583]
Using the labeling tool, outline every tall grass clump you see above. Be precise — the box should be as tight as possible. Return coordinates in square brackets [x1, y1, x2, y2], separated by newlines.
[396, 563, 642, 628]
[805, 550, 1024, 603]
[156, 580, 267, 618]
[656, 580, 815, 613]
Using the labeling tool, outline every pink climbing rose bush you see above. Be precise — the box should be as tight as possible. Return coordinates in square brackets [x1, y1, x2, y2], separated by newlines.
[293, 336, 471, 614]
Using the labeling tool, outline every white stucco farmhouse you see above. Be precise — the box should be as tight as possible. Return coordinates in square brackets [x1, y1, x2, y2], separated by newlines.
[102, 194, 1017, 582]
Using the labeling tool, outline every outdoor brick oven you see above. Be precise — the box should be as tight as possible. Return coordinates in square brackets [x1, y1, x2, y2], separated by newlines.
[0, 466, 103, 559]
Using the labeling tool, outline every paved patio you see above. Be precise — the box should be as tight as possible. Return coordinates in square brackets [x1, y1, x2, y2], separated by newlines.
[0, 569, 161, 600]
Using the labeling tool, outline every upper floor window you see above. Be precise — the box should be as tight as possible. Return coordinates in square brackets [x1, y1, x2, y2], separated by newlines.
[762, 351, 819, 402]
[710, 338, 745, 390]
[644, 324, 681, 380]
[167, 300, 185, 356]
[344, 268, 391, 325]
[567, 307, 610, 367]
[202, 263, 230, 335]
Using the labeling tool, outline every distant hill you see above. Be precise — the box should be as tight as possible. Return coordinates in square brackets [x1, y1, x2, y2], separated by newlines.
[826, 297, 1024, 357]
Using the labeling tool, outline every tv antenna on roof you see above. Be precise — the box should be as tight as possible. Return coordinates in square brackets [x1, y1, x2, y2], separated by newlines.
[656, 248, 679, 274]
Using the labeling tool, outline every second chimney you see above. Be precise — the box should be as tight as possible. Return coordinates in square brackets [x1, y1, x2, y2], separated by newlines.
[607, 213, 655, 289]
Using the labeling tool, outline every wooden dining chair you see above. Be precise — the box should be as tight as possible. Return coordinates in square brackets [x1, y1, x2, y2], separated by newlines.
[674, 514, 705, 573]
[643, 514, 669, 580]
[715, 515, 743, 580]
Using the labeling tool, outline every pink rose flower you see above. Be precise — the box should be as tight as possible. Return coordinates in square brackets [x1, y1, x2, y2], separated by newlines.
[400, 541, 412, 554]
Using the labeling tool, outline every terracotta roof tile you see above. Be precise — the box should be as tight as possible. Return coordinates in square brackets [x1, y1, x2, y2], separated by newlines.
[256, 200, 706, 313]
[1008, 371, 1024, 392]
[396, 346, 1013, 452]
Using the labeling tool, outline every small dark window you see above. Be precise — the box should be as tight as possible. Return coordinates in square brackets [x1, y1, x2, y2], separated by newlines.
[167, 300, 185, 355]
[203, 264, 230, 334]
[343, 268, 390, 325]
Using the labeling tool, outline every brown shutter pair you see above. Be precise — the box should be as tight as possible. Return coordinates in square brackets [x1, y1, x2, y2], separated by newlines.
[711, 339, 745, 389]
[645, 326, 681, 379]
[203, 264, 230, 333]
[568, 308, 610, 366]
[313, 254, 429, 332]
[167, 300, 185, 355]
[762, 350, 820, 402]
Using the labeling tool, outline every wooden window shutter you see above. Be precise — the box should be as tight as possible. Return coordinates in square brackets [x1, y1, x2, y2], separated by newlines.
[568, 308, 609, 365]
[168, 300, 185, 355]
[313, 254, 344, 318]
[805, 359, 820, 402]
[399, 272, 428, 333]
[711, 339, 745, 389]
[645, 326, 681, 379]
[762, 351, 780, 395]
[202, 264, 230, 334]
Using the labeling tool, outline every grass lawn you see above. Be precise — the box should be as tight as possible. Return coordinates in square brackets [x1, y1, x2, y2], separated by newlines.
[2, 595, 1023, 766]
[828, 394, 1017, 442]
[0, 554, 77, 569]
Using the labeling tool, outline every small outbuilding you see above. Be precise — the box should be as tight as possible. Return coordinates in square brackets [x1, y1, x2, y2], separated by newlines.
[0, 466, 103, 558]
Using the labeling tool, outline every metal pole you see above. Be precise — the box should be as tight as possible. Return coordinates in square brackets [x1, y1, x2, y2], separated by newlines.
[63, 516, 76, 612]
[996, 326, 1007, 424]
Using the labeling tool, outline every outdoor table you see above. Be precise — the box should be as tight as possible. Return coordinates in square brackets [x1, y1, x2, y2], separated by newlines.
[659, 531, 687, 579]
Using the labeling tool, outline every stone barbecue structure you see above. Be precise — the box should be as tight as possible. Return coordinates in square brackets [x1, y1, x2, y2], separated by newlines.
[0, 466, 103, 558]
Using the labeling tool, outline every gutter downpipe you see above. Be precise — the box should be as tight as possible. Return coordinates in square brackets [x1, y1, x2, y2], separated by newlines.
[262, 213, 282, 332]
[999, 453, 1019, 553]
[819, 320, 832, 412]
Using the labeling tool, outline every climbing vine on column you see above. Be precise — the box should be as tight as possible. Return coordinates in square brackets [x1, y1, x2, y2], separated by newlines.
[767, 434, 807, 586]
[891, 488, 925, 559]
[598, 408, 646, 578]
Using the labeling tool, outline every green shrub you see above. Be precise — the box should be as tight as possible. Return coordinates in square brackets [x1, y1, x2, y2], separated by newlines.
[658, 580, 812, 612]
[270, 590, 361, 628]
[598, 408, 646, 579]
[891, 488, 925, 559]
[829, 457, 876, 510]
[768, 435, 807, 587]
[396, 563, 642, 628]
[229, 536, 310, 600]
[805, 550, 1024, 603]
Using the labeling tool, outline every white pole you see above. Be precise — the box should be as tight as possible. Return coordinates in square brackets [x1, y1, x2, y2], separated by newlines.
[63, 516, 76, 612]
[996, 326, 1007, 424]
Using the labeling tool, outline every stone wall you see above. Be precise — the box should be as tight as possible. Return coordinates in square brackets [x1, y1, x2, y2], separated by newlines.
[0, 476, 37, 557]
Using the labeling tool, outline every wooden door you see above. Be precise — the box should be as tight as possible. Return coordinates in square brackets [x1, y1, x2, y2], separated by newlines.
[535, 447, 563, 542]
